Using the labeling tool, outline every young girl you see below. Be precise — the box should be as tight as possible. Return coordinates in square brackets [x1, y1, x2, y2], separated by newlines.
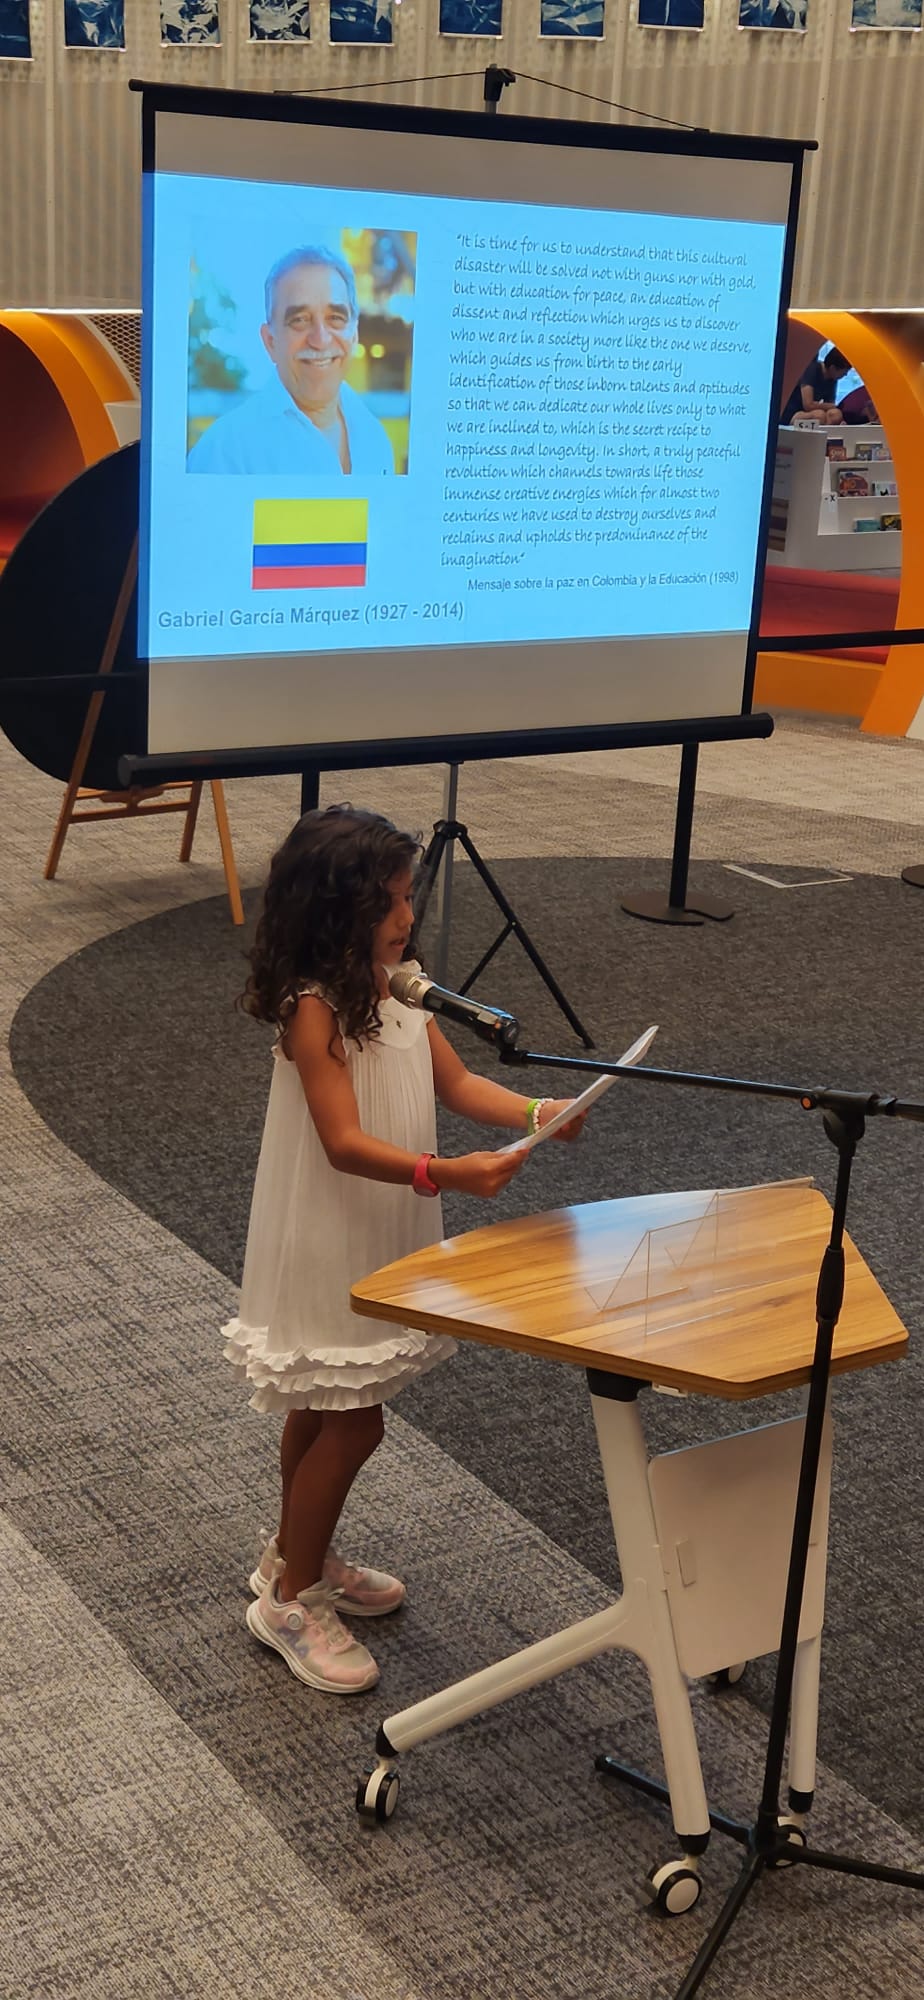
[224, 805, 584, 1696]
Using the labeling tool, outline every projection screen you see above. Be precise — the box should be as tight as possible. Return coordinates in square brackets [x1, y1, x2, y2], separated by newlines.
[137, 87, 806, 761]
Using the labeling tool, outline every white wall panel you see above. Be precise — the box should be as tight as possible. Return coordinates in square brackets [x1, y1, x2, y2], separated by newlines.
[0, 0, 921, 308]
[0, 0, 53, 301]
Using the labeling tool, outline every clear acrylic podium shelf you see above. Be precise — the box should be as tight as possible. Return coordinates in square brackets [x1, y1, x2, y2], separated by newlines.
[580, 1180, 816, 1342]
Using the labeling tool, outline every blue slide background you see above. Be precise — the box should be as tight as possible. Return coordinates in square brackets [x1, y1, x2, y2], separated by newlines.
[141, 170, 786, 663]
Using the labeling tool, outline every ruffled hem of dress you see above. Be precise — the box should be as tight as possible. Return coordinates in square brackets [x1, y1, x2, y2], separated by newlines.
[221, 1315, 457, 1413]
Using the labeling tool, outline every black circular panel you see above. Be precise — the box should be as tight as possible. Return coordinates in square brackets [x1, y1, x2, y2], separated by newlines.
[0, 442, 146, 790]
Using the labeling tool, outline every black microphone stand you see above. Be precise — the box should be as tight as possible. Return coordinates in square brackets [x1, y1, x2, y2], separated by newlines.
[496, 1039, 924, 1998]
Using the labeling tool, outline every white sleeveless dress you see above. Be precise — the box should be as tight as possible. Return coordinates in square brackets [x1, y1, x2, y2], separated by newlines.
[222, 975, 456, 1412]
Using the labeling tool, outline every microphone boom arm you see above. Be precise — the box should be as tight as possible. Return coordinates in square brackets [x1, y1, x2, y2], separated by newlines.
[496, 1041, 924, 1127]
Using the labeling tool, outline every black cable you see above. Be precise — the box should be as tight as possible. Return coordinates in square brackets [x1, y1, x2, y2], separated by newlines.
[513, 69, 705, 132]
[280, 65, 704, 131]
[280, 71, 486, 95]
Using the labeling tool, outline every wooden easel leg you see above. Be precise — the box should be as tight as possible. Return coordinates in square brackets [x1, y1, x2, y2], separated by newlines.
[179, 781, 203, 863]
[44, 720, 101, 879]
[210, 780, 244, 926]
[44, 531, 139, 881]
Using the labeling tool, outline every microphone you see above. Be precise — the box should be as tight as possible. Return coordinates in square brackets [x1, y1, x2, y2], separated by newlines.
[388, 964, 520, 1049]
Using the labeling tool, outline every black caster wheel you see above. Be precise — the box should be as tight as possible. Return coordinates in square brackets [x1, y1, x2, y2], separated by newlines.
[356, 1765, 400, 1824]
[769, 1816, 807, 1867]
[708, 1661, 747, 1689]
[647, 1860, 703, 1915]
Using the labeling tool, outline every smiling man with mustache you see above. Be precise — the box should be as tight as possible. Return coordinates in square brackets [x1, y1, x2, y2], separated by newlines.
[187, 246, 396, 477]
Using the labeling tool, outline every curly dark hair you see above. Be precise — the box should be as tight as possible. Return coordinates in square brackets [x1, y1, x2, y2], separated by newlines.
[240, 805, 420, 1048]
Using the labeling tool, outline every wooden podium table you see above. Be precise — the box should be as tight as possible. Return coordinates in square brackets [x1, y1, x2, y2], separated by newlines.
[351, 1181, 907, 1913]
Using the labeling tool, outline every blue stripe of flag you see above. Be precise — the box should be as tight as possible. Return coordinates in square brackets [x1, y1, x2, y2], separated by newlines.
[252, 541, 367, 568]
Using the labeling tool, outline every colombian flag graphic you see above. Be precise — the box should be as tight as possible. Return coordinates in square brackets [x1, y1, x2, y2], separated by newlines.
[252, 499, 368, 591]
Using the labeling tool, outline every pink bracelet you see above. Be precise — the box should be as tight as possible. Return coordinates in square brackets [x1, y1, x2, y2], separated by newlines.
[412, 1153, 440, 1198]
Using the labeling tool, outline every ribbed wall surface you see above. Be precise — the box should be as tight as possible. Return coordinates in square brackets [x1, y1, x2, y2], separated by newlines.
[0, 0, 921, 308]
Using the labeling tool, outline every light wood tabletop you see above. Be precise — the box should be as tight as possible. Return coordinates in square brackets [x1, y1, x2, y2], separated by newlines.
[351, 1182, 908, 1399]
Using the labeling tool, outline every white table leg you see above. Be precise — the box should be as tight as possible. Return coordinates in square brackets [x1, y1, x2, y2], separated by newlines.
[373, 1383, 709, 1850]
[382, 1586, 652, 1755]
[590, 1388, 711, 1844]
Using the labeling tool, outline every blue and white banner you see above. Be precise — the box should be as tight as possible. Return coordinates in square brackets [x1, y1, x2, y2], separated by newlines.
[738, 0, 807, 23]
[540, 0, 604, 33]
[638, 0, 704, 23]
[161, 0, 220, 42]
[851, 0, 920, 24]
[64, 0, 125, 47]
[329, 0, 393, 41]
[0, 0, 30, 59]
[250, 0, 311, 37]
[439, 0, 504, 32]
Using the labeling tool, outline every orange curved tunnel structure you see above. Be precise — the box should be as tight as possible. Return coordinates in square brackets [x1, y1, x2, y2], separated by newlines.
[0, 311, 137, 569]
[758, 310, 924, 737]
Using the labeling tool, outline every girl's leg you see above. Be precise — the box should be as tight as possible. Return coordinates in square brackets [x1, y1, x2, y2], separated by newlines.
[280, 1404, 385, 1601]
[277, 1406, 323, 1559]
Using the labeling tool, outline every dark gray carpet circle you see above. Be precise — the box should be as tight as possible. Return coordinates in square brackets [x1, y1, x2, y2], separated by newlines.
[10, 855, 924, 1838]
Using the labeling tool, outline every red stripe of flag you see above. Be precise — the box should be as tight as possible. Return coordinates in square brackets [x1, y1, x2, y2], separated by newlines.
[252, 563, 367, 591]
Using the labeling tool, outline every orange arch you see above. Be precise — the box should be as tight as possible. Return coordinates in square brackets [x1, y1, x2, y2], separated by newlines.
[0, 311, 132, 463]
[788, 310, 924, 737]
[0, 312, 140, 570]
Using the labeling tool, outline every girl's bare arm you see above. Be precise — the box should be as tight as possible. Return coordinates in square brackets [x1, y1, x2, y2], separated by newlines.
[427, 1020, 586, 1140]
[285, 997, 523, 1196]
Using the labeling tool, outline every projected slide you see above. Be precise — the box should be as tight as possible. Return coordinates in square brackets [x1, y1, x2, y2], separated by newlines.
[139, 100, 802, 753]
[144, 175, 785, 661]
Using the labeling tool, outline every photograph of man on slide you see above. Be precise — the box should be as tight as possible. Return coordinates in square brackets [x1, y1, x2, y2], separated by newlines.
[187, 234, 415, 477]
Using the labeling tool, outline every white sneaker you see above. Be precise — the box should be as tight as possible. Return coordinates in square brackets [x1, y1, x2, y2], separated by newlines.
[248, 1534, 284, 1598]
[245, 1582, 379, 1694]
[249, 1536, 405, 1616]
[323, 1548, 406, 1617]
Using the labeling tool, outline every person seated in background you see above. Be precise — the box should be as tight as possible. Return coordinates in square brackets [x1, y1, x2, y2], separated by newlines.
[839, 383, 880, 425]
[781, 347, 851, 426]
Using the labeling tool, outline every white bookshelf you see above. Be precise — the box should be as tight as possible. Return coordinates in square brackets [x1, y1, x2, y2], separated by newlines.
[768, 424, 901, 572]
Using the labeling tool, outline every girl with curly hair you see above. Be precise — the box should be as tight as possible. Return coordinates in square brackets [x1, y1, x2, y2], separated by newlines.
[224, 804, 584, 1695]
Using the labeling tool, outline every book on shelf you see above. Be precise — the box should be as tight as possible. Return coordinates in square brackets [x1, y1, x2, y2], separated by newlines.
[838, 471, 870, 495]
[879, 513, 902, 531]
[873, 480, 898, 497]
[853, 443, 875, 461]
[854, 517, 880, 532]
[825, 438, 847, 460]
[871, 443, 891, 460]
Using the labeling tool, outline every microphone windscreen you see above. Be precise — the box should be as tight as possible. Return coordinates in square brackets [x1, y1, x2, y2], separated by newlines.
[388, 965, 430, 1008]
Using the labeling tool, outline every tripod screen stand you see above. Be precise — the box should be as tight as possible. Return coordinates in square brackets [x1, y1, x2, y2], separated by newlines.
[411, 766, 593, 1049]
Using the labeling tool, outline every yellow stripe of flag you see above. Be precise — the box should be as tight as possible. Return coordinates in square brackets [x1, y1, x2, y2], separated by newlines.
[253, 499, 369, 545]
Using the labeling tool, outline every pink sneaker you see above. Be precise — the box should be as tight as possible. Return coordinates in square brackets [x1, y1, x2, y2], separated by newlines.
[245, 1583, 379, 1694]
[249, 1538, 405, 1616]
[323, 1548, 406, 1617]
[248, 1534, 284, 1598]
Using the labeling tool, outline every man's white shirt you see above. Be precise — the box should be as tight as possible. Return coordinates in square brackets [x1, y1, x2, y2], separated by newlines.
[187, 374, 396, 477]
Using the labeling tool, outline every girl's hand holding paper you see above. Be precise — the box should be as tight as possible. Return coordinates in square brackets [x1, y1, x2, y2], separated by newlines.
[539, 1099, 589, 1144]
[500, 1026, 659, 1157]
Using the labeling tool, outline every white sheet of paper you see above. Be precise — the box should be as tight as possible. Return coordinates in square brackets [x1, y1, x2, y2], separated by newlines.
[500, 1025, 659, 1154]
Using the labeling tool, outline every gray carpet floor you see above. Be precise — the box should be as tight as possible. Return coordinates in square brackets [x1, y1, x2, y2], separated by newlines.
[3, 719, 924, 1997]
